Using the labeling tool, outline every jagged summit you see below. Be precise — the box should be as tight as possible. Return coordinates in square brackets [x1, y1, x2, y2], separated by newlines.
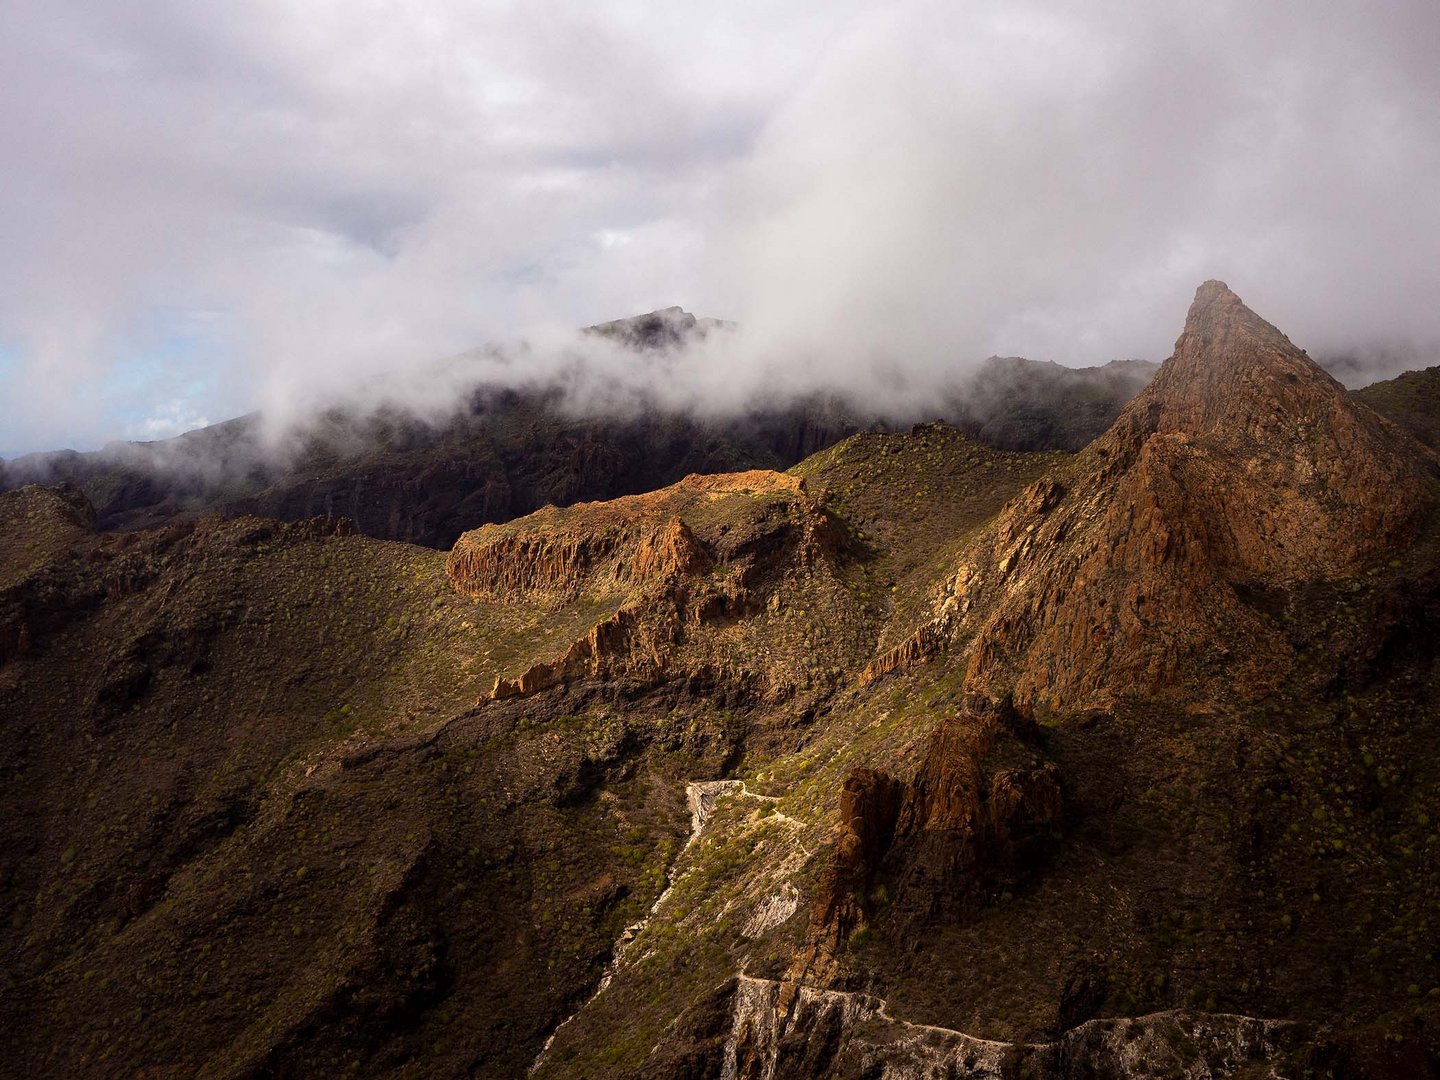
[897, 281, 1440, 711]
[583, 306, 733, 351]
[1138, 279, 1355, 439]
[1107, 280, 1433, 578]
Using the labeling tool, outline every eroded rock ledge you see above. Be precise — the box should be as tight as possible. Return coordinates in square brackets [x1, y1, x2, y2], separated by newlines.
[448, 470, 851, 702]
[446, 471, 815, 603]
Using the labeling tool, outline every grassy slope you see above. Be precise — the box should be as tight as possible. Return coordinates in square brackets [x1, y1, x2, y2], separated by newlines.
[1356, 366, 1440, 450]
[5, 406, 1439, 1078]
[540, 427, 1440, 1077]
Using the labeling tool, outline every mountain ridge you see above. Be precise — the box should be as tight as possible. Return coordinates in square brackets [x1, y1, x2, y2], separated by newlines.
[2, 284, 1438, 1077]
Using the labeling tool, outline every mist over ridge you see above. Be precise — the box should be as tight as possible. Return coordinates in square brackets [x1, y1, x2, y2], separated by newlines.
[2, 1, 1439, 452]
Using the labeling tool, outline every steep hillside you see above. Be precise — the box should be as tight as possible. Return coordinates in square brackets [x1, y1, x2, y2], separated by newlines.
[3, 284, 1439, 1078]
[1356, 366, 1440, 450]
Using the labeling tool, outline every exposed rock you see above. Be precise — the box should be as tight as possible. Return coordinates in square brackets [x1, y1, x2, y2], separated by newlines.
[715, 975, 1306, 1080]
[792, 768, 903, 984]
[879, 281, 1439, 712]
[688, 780, 748, 837]
[490, 608, 659, 699]
[447, 471, 807, 601]
[857, 623, 946, 687]
[457, 470, 854, 702]
[886, 717, 1062, 925]
[796, 711, 1062, 985]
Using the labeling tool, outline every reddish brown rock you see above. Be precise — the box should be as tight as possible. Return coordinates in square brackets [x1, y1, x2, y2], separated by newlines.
[490, 607, 668, 699]
[451, 469, 856, 702]
[797, 712, 1063, 981]
[791, 767, 903, 986]
[446, 470, 811, 602]
[953, 281, 1437, 712]
[883, 716, 1061, 923]
[857, 623, 946, 687]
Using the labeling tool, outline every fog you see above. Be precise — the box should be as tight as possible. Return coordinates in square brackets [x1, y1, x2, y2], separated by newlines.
[1, 0, 1438, 453]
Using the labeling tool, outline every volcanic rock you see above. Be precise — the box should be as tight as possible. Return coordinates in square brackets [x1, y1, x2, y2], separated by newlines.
[916, 281, 1437, 712]
[450, 470, 852, 701]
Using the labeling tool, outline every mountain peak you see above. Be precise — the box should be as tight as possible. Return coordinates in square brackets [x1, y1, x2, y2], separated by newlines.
[1136, 280, 1346, 441]
[949, 281, 1436, 712]
[1178, 278, 1294, 351]
[1190, 276, 1239, 307]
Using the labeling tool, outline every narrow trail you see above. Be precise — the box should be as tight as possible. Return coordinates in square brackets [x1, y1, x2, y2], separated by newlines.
[529, 778, 807, 1075]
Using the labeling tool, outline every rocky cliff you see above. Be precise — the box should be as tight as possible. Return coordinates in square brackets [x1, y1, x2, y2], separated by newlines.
[447, 470, 860, 703]
[871, 281, 1438, 714]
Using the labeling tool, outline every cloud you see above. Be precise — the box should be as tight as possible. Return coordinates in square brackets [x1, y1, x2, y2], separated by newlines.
[705, 1, 1440, 385]
[0, 0, 1437, 451]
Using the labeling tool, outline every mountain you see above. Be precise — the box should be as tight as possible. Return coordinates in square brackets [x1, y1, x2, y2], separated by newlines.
[1355, 366, 1440, 451]
[944, 356, 1159, 451]
[0, 312, 1158, 549]
[0, 386, 864, 549]
[2, 284, 1439, 1077]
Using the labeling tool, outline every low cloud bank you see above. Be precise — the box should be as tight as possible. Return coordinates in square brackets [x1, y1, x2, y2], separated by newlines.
[1, 1, 1438, 452]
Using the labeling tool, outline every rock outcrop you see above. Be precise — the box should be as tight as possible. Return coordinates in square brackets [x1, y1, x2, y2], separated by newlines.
[716, 975, 1305, 1080]
[451, 470, 852, 702]
[792, 768, 904, 982]
[796, 701, 1062, 986]
[447, 471, 809, 601]
[872, 281, 1439, 712]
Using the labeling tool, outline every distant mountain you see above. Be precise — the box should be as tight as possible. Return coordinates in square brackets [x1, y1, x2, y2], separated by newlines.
[943, 355, 1159, 451]
[1355, 365, 1440, 450]
[0, 312, 1161, 547]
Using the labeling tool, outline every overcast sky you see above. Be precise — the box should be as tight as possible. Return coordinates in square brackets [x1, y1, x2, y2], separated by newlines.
[2, 0, 1438, 453]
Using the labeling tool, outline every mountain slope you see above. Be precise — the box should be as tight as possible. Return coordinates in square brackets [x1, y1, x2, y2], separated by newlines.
[534, 283, 1440, 1079]
[3, 285, 1439, 1078]
[1356, 365, 1440, 450]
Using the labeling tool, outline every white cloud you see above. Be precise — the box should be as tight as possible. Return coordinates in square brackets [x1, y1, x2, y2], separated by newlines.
[127, 401, 211, 442]
[0, 0, 1437, 451]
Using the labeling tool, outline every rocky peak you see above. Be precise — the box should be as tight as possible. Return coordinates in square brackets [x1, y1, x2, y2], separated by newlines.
[888, 281, 1440, 712]
[1136, 279, 1355, 444]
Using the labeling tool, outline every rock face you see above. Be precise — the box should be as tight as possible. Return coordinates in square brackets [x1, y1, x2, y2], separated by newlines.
[793, 768, 904, 982]
[770, 283, 1438, 1057]
[889, 715, 1061, 921]
[797, 702, 1062, 985]
[717, 975, 1305, 1080]
[444, 473, 802, 602]
[885, 281, 1438, 713]
[447, 470, 853, 701]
